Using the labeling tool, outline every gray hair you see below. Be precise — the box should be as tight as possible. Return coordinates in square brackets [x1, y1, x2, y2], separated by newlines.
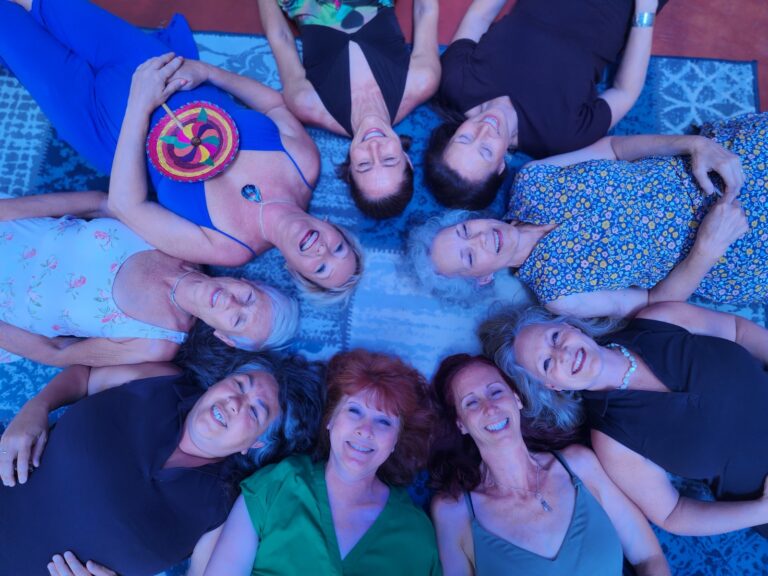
[479, 305, 619, 433]
[287, 224, 365, 306]
[230, 281, 299, 351]
[405, 210, 494, 302]
[232, 355, 326, 469]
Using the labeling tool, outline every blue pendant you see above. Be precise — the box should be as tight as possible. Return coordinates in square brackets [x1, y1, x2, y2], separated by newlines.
[241, 184, 262, 203]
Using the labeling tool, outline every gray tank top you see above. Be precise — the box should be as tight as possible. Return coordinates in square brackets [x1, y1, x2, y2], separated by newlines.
[465, 451, 623, 575]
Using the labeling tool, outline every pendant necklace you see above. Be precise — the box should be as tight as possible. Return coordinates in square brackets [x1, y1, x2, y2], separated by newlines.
[493, 454, 553, 512]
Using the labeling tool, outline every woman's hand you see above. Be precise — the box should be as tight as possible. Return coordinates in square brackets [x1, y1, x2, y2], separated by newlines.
[635, 0, 659, 13]
[126, 53, 187, 116]
[690, 137, 745, 197]
[48, 552, 116, 576]
[167, 59, 211, 92]
[694, 192, 749, 260]
[0, 397, 49, 487]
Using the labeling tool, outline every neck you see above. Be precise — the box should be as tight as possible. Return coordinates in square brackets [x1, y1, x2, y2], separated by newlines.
[260, 202, 302, 246]
[349, 96, 392, 135]
[507, 223, 556, 268]
[479, 437, 538, 493]
[168, 267, 201, 318]
[325, 457, 381, 504]
[589, 345, 634, 391]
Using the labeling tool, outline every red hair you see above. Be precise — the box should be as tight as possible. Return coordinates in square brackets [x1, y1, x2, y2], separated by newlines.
[317, 349, 433, 486]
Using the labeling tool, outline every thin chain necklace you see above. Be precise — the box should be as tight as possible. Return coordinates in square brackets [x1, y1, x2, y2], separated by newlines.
[240, 184, 296, 241]
[169, 270, 199, 314]
[488, 454, 553, 512]
[606, 343, 637, 390]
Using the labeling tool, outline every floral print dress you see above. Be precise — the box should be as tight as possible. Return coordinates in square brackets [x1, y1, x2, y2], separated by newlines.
[507, 113, 768, 305]
[0, 210, 187, 363]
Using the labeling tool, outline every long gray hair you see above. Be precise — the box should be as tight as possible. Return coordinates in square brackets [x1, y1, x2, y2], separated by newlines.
[479, 305, 620, 433]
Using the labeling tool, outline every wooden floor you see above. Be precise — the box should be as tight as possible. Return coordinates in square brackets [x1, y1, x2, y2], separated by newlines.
[96, 0, 767, 112]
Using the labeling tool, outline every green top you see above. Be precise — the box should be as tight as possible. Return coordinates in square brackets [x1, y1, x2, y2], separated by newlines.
[241, 455, 442, 576]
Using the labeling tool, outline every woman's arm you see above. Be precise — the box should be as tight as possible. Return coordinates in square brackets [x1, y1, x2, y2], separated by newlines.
[451, 0, 508, 43]
[592, 430, 768, 535]
[0, 191, 110, 221]
[599, 0, 657, 129]
[430, 495, 474, 576]
[637, 301, 768, 364]
[186, 527, 224, 576]
[203, 495, 259, 576]
[0, 321, 178, 367]
[396, 0, 440, 121]
[565, 445, 670, 576]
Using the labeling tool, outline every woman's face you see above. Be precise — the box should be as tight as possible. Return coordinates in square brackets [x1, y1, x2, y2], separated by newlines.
[513, 322, 604, 391]
[349, 124, 408, 202]
[327, 389, 400, 480]
[184, 370, 280, 458]
[278, 213, 358, 289]
[430, 219, 520, 280]
[185, 276, 272, 347]
[442, 112, 510, 182]
[451, 362, 523, 445]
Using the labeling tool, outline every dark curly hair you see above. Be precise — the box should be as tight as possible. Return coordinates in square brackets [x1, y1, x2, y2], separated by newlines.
[315, 349, 433, 486]
[423, 121, 507, 210]
[428, 354, 580, 498]
[337, 135, 414, 220]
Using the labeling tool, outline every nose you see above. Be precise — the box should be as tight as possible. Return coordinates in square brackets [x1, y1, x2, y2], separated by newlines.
[467, 231, 487, 251]
[315, 240, 327, 255]
[227, 393, 244, 415]
[356, 419, 374, 438]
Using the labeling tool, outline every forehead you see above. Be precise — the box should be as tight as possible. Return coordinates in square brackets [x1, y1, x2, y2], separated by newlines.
[452, 362, 506, 397]
[242, 288, 272, 343]
[431, 225, 464, 277]
[342, 388, 399, 419]
[352, 162, 406, 200]
[514, 324, 553, 370]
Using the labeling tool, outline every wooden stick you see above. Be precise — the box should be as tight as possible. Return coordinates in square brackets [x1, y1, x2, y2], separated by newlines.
[162, 103, 185, 130]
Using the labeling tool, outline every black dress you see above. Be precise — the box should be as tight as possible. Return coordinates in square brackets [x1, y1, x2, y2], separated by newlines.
[301, 8, 410, 136]
[0, 375, 235, 575]
[439, 0, 652, 158]
[583, 318, 768, 531]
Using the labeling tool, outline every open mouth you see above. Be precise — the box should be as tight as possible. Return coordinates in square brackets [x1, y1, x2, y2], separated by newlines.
[348, 441, 374, 454]
[211, 288, 222, 308]
[300, 230, 319, 252]
[212, 405, 227, 428]
[362, 128, 385, 142]
[572, 348, 585, 374]
[485, 418, 509, 432]
[481, 115, 500, 134]
[493, 228, 503, 253]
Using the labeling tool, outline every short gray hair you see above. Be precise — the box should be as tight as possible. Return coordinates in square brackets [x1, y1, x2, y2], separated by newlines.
[479, 305, 619, 433]
[405, 210, 494, 302]
[230, 281, 299, 351]
[287, 224, 364, 306]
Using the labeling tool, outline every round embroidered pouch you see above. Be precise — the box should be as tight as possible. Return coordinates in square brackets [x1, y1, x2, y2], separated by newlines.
[147, 101, 239, 182]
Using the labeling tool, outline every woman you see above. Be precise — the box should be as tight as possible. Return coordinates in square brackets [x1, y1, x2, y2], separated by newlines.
[407, 113, 760, 318]
[480, 302, 768, 538]
[0, 192, 298, 366]
[426, 0, 662, 209]
[202, 349, 441, 574]
[0, 350, 325, 575]
[258, 0, 440, 219]
[429, 354, 669, 575]
[0, 0, 363, 302]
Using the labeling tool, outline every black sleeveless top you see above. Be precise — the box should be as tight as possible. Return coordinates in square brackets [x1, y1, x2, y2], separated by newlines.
[583, 318, 768, 501]
[301, 8, 410, 136]
[0, 375, 235, 575]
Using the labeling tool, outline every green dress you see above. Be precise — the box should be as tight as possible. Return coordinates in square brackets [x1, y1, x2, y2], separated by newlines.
[240, 455, 442, 575]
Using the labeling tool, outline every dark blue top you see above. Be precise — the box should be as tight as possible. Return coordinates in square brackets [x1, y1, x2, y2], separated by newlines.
[0, 375, 235, 576]
[584, 318, 768, 501]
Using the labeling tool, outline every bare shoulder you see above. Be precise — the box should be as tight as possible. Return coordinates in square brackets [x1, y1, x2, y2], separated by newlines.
[431, 492, 469, 524]
[559, 445, 604, 483]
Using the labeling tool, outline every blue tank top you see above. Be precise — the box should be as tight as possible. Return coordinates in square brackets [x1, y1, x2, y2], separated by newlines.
[465, 451, 623, 576]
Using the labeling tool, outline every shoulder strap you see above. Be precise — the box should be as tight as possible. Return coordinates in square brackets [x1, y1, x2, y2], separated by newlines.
[551, 451, 581, 487]
[463, 491, 477, 519]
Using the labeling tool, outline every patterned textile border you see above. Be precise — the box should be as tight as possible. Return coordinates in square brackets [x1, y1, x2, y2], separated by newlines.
[0, 31, 764, 576]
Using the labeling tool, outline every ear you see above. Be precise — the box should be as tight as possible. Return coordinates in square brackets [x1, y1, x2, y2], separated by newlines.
[476, 273, 495, 286]
[496, 159, 507, 175]
[213, 330, 237, 348]
[456, 419, 468, 435]
[513, 392, 524, 410]
[404, 151, 414, 169]
[243, 439, 265, 455]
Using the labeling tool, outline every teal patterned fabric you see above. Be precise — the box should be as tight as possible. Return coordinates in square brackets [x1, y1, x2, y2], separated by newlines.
[0, 31, 765, 575]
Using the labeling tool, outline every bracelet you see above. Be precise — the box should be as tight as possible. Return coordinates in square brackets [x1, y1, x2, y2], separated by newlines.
[633, 11, 655, 27]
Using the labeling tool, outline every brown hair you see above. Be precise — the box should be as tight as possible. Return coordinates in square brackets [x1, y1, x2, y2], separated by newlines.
[316, 349, 433, 486]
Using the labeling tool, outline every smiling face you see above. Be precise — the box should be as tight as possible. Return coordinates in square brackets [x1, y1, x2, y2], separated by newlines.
[430, 218, 520, 280]
[278, 214, 358, 290]
[513, 322, 605, 391]
[183, 370, 280, 458]
[349, 125, 408, 202]
[183, 276, 272, 347]
[327, 389, 401, 480]
[443, 112, 510, 183]
[450, 362, 523, 446]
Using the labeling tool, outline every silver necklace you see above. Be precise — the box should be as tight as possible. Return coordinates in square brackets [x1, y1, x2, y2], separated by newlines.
[492, 455, 553, 512]
[169, 270, 199, 313]
[606, 343, 637, 390]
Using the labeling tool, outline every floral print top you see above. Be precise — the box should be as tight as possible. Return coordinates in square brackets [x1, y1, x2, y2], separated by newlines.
[506, 113, 768, 305]
[0, 212, 187, 362]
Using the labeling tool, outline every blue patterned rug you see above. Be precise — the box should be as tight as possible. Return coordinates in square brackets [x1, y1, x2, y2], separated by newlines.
[0, 31, 765, 575]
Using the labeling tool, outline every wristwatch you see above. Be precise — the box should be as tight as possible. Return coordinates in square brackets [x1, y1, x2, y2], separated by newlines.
[633, 11, 655, 27]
